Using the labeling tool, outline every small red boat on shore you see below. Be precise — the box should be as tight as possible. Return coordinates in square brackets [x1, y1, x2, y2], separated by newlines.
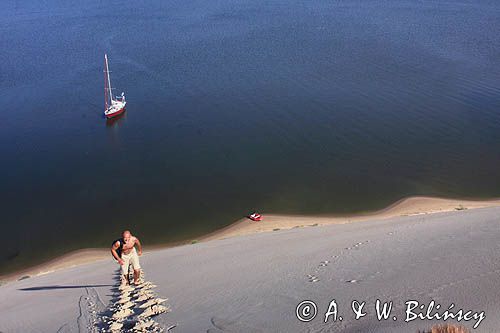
[248, 212, 263, 221]
[103, 54, 126, 119]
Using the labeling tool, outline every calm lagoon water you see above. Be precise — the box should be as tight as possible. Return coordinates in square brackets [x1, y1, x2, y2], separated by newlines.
[1, 0, 500, 273]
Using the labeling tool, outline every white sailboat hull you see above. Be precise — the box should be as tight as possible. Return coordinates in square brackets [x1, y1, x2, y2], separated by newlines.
[104, 100, 126, 118]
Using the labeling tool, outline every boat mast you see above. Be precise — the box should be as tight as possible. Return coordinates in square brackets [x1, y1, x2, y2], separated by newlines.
[104, 54, 113, 108]
[104, 55, 108, 110]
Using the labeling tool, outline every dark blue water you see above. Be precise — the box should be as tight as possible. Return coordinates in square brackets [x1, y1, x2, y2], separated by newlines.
[1, 0, 500, 273]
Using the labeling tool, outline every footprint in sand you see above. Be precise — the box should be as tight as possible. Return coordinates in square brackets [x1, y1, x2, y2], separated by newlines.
[112, 307, 134, 319]
[136, 294, 155, 302]
[318, 260, 329, 267]
[348, 240, 369, 250]
[134, 318, 175, 332]
[166, 324, 178, 331]
[120, 283, 134, 289]
[120, 301, 135, 310]
[109, 321, 124, 331]
[117, 296, 132, 304]
[136, 288, 155, 295]
[139, 298, 168, 309]
[138, 304, 169, 319]
[135, 282, 157, 290]
[133, 319, 157, 331]
[307, 240, 372, 284]
[135, 290, 156, 302]
[307, 274, 320, 282]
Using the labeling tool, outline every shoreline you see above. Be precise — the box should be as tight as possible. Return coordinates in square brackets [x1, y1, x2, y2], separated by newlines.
[2, 195, 500, 284]
[199, 196, 500, 241]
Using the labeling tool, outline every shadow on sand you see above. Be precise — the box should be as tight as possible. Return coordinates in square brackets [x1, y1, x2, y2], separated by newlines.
[18, 284, 113, 291]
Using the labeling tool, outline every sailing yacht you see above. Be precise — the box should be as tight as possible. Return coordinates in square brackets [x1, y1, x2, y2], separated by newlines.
[103, 54, 126, 119]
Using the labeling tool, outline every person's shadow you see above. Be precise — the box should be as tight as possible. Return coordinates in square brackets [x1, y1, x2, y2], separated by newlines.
[18, 284, 112, 291]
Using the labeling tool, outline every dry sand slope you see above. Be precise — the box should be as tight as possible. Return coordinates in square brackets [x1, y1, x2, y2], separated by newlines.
[1, 207, 500, 332]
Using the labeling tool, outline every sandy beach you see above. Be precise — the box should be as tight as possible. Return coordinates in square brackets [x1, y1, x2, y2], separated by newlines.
[1, 204, 500, 332]
[201, 196, 500, 241]
[2, 196, 500, 284]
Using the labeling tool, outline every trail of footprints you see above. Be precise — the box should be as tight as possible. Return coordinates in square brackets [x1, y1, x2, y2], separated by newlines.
[427, 267, 500, 300]
[102, 270, 174, 332]
[305, 220, 459, 285]
[306, 240, 372, 283]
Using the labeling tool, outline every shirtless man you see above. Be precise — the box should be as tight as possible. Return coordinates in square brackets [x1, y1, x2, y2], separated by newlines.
[111, 230, 143, 285]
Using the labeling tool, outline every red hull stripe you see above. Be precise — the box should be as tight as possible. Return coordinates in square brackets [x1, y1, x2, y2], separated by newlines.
[105, 107, 126, 119]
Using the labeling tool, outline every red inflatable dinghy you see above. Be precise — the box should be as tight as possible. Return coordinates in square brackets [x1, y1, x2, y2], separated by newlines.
[248, 212, 263, 221]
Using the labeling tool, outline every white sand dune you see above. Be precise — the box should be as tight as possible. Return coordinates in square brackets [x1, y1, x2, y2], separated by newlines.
[1, 207, 500, 332]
